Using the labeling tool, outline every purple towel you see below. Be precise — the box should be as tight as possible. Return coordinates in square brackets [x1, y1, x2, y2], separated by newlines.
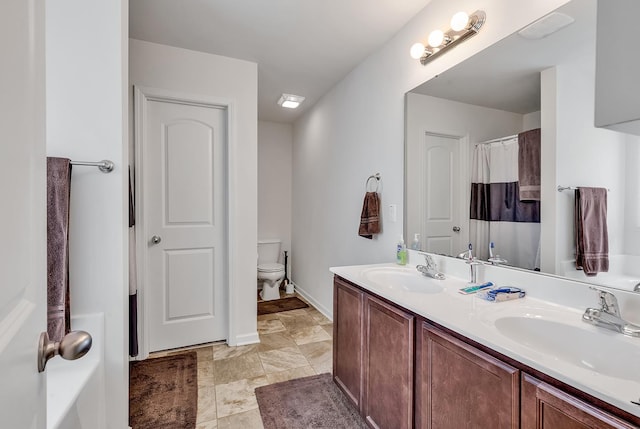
[47, 157, 72, 342]
[575, 187, 609, 276]
[518, 128, 541, 201]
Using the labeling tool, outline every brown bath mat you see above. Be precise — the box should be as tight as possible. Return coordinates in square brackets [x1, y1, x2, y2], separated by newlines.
[256, 373, 367, 428]
[258, 296, 308, 315]
[129, 351, 197, 429]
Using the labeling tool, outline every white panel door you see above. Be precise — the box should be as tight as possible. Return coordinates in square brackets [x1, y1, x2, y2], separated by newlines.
[0, 0, 47, 427]
[420, 133, 461, 256]
[143, 97, 228, 352]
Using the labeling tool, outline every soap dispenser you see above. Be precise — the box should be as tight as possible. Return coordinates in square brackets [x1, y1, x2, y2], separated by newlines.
[411, 233, 421, 250]
[396, 235, 407, 265]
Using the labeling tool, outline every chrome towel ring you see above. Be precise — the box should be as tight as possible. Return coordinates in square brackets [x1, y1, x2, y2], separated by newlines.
[366, 173, 381, 192]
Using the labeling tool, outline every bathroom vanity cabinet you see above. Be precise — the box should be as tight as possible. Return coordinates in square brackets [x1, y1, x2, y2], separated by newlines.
[415, 321, 519, 429]
[333, 277, 364, 408]
[333, 275, 640, 429]
[521, 375, 637, 429]
[362, 294, 414, 429]
[333, 277, 414, 429]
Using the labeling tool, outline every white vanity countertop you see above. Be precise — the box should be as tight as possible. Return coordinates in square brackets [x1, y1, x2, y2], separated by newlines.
[330, 262, 640, 419]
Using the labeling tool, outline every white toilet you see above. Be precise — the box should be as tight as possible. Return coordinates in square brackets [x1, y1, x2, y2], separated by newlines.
[258, 239, 285, 301]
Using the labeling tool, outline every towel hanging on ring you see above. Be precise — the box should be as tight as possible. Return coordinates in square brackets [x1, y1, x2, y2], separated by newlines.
[359, 174, 381, 239]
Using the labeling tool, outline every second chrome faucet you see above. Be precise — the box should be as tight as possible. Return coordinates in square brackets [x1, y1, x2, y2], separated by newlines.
[582, 288, 640, 337]
[416, 253, 445, 280]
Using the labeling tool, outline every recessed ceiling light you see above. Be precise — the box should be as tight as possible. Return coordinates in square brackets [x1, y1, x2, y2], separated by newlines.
[277, 93, 305, 109]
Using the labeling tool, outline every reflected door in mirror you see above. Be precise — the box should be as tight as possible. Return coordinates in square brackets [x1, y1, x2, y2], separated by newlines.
[418, 133, 462, 255]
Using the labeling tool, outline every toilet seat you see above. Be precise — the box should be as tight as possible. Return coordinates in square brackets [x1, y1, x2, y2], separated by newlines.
[258, 263, 284, 273]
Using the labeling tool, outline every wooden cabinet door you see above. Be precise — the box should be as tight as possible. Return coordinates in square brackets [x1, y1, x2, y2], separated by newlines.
[522, 374, 638, 429]
[333, 277, 364, 409]
[362, 294, 414, 429]
[416, 321, 519, 429]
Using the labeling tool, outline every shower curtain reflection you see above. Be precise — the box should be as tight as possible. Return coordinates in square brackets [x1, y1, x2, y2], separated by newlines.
[469, 136, 541, 270]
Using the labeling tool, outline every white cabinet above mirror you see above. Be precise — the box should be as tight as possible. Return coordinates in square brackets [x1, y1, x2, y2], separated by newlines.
[595, 0, 640, 136]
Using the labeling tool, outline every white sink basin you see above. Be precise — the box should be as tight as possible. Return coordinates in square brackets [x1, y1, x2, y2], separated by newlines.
[361, 266, 444, 294]
[484, 307, 640, 381]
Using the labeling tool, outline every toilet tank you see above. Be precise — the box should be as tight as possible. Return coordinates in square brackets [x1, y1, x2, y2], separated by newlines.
[258, 239, 282, 265]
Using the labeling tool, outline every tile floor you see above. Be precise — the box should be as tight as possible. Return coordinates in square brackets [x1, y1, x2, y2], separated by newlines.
[147, 294, 333, 429]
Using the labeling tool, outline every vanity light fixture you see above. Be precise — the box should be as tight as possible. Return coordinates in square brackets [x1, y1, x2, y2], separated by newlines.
[277, 93, 305, 109]
[410, 10, 486, 66]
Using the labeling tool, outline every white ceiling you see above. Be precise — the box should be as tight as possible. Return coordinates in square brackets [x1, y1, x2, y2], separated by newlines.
[129, 0, 431, 123]
[410, 0, 595, 114]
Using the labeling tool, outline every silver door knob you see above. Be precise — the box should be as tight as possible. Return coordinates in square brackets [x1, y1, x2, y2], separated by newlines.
[452, 226, 461, 232]
[38, 330, 92, 372]
[151, 235, 162, 244]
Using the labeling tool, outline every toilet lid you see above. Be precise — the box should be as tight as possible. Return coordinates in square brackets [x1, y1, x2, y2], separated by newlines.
[258, 263, 284, 273]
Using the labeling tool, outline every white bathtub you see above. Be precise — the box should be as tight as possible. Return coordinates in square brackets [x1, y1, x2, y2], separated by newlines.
[560, 255, 640, 291]
[47, 313, 105, 429]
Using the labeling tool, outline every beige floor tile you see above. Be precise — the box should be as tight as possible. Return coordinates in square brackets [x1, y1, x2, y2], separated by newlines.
[196, 419, 218, 429]
[298, 340, 332, 373]
[214, 353, 265, 384]
[321, 323, 333, 338]
[276, 308, 309, 318]
[257, 318, 286, 334]
[257, 313, 280, 321]
[196, 385, 217, 424]
[278, 313, 317, 331]
[198, 360, 215, 387]
[256, 331, 297, 352]
[215, 376, 268, 418]
[258, 346, 309, 373]
[139, 293, 338, 428]
[213, 344, 258, 361]
[289, 324, 332, 345]
[217, 409, 264, 429]
[211, 341, 229, 353]
[307, 309, 333, 325]
[265, 365, 316, 384]
[195, 345, 214, 361]
[312, 361, 332, 374]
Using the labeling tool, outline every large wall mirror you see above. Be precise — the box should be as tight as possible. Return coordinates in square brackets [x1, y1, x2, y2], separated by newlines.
[404, 0, 640, 292]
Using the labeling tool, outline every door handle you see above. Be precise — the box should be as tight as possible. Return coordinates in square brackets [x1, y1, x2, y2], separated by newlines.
[151, 235, 162, 244]
[38, 330, 92, 372]
[452, 226, 461, 232]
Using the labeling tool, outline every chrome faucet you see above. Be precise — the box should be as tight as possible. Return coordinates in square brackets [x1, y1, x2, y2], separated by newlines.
[582, 288, 640, 337]
[458, 244, 481, 283]
[416, 253, 445, 280]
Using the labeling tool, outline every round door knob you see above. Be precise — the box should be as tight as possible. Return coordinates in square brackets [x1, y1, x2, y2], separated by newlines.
[151, 235, 162, 244]
[38, 330, 93, 373]
[452, 226, 461, 232]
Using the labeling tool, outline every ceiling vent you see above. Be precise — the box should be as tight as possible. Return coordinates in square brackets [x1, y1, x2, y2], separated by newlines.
[518, 12, 575, 40]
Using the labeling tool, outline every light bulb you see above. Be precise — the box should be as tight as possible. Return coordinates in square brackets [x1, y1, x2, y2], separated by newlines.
[451, 11, 469, 31]
[428, 30, 444, 48]
[409, 42, 426, 59]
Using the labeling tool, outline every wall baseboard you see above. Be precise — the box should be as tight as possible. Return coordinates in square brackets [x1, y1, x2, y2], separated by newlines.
[232, 332, 260, 346]
[291, 282, 333, 321]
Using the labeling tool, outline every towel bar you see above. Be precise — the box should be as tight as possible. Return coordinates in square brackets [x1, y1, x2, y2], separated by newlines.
[70, 159, 114, 173]
[557, 185, 610, 192]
